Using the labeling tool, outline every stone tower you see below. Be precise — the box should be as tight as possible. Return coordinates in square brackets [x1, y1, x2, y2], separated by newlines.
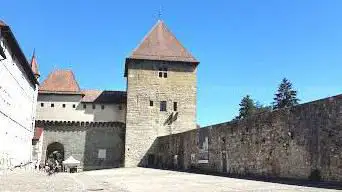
[124, 20, 199, 167]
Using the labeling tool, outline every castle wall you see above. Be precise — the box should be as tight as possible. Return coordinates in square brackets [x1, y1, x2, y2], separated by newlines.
[37, 94, 126, 123]
[153, 95, 342, 182]
[0, 37, 38, 169]
[39, 122, 125, 170]
[125, 60, 197, 167]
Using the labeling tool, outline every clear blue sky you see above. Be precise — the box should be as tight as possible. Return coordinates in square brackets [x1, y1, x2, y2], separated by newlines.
[2, 0, 342, 126]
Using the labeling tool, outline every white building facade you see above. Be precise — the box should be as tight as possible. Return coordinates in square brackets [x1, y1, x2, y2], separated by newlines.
[0, 21, 39, 170]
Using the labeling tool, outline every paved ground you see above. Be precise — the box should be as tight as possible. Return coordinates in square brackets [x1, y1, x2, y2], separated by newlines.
[0, 168, 340, 191]
[0, 169, 83, 191]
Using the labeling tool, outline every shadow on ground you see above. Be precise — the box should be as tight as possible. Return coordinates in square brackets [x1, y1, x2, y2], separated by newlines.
[142, 166, 342, 190]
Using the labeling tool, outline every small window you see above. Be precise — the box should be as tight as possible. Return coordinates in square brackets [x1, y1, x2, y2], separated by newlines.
[73, 104, 76, 108]
[92, 104, 96, 109]
[40, 103, 44, 107]
[160, 101, 167, 111]
[101, 105, 105, 110]
[150, 100, 153, 107]
[51, 103, 54, 108]
[62, 104, 66, 108]
[119, 105, 123, 110]
[173, 102, 177, 111]
[158, 67, 168, 78]
[83, 104, 86, 109]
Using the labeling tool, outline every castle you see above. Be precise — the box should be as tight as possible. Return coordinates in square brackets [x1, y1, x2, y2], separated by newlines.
[1, 18, 341, 183]
[33, 19, 199, 170]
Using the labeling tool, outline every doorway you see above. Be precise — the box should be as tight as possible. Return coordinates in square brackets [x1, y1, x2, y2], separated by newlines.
[46, 142, 64, 165]
[222, 151, 227, 173]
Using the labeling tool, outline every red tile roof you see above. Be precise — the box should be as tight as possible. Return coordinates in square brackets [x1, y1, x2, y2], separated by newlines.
[81, 90, 126, 104]
[30, 51, 40, 77]
[128, 20, 198, 63]
[33, 127, 43, 140]
[39, 70, 81, 93]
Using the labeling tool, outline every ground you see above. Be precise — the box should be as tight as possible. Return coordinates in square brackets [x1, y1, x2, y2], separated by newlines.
[0, 168, 340, 192]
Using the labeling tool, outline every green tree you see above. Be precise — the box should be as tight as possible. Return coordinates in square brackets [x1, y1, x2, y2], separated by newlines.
[255, 101, 272, 114]
[237, 95, 256, 119]
[273, 78, 299, 109]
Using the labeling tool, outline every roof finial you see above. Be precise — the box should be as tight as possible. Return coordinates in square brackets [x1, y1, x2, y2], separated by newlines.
[158, 5, 162, 21]
[32, 48, 36, 57]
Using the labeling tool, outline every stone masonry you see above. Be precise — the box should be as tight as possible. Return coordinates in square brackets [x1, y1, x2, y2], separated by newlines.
[125, 60, 197, 167]
[38, 122, 125, 171]
[124, 20, 199, 167]
[152, 94, 342, 183]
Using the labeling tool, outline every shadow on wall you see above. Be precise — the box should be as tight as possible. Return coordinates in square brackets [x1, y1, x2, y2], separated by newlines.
[76, 90, 127, 122]
[83, 122, 125, 171]
[139, 129, 199, 170]
[140, 94, 342, 189]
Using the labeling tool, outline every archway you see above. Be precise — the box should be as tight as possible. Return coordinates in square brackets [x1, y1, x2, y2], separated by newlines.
[46, 142, 64, 165]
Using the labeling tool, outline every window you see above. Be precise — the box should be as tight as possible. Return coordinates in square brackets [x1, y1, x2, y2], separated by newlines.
[150, 100, 153, 107]
[173, 102, 177, 111]
[40, 103, 44, 107]
[62, 104, 66, 108]
[83, 104, 86, 109]
[118, 105, 122, 110]
[160, 101, 167, 111]
[92, 104, 96, 109]
[101, 105, 105, 110]
[98, 149, 106, 159]
[73, 104, 76, 108]
[158, 67, 168, 78]
[51, 103, 54, 108]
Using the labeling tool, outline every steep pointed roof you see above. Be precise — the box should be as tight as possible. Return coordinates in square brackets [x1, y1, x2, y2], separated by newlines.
[30, 50, 40, 78]
[39, 69, 81, 94]
[125, 20, 199, 76]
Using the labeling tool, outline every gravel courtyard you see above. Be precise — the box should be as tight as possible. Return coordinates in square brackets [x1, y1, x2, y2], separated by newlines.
[0, 168, 340, 192]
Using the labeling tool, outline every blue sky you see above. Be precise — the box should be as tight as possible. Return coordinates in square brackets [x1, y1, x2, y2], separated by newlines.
[1, 0, 342, 126]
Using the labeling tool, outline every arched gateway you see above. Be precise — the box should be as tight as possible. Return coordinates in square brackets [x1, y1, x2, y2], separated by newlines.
[46, 142, 64, 164]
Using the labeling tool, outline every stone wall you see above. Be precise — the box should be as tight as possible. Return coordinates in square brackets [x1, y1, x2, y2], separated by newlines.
[38, 121, 125, 170]
[153, 95, 342, 182]
[125, 60, 197, 167]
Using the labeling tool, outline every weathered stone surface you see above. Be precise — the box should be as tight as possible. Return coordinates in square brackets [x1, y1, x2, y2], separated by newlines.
[125, 60, 197, 167]
[39, 122, 125, 170]
[153, 95, 342, 183]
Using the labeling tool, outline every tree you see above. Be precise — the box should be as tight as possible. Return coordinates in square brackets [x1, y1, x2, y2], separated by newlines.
[255, 101, 272, 114]
[236, 95, 256, 119]
[273, 78, 299, 109]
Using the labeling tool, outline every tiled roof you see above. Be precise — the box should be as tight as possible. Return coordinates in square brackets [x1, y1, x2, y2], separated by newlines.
[30, 51, 40, 77]
[128, 20, 198, 63]
[33, 127, 43, 140]
[81, 90, 126, 104]
[39, 70, 81, 93]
